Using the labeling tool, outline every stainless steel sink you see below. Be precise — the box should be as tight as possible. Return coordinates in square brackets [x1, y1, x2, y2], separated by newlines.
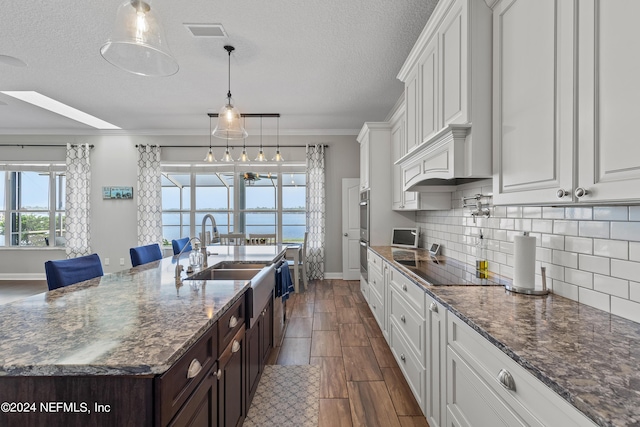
[186, 268, 263, 281]
[185, 262, 278, 329]
[213, 262, 269, 270]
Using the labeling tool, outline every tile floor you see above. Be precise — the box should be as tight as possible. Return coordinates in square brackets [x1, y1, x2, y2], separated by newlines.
[268, 279, 430, 427]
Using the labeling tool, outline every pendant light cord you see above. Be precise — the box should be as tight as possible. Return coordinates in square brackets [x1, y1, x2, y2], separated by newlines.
[226, 46, 233, 101]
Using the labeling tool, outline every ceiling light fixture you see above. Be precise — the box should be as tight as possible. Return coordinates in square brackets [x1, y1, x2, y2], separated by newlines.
[204, 115, 216, 162]
[100, 0, 179, 77]
[272, 116, 284, 162]
[255, 116, 267, 162]
[212, 45, 248, 140]
[0, 91, 121, 129]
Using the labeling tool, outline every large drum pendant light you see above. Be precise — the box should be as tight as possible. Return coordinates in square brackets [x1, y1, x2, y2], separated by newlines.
[100, 0, 179, 77]
[213, 46, 248, 140]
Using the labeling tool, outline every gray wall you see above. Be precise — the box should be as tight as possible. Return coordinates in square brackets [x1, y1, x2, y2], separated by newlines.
[0, 134, 359, 277]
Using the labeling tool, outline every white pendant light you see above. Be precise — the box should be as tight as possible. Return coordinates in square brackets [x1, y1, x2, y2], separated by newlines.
[221, 137, 233, 162]
[100, 0, 179, 77]
[255, 117, 267, 162]
[213, 46, 248, 140]
[204, 116, 216, 162]
[272, 116, 284, 162]
[237, 117, 249, 162]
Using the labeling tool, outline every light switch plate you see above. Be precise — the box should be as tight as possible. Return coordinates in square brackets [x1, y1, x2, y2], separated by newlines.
[119, 258, 125, 266]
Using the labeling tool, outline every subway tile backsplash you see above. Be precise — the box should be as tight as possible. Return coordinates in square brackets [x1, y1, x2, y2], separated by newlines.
[416, 180, 640, 324]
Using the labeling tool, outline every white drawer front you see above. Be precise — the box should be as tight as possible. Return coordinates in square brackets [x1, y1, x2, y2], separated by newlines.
[360, 275, 369, 302]
[389, 286, 425, 363]
[368, 263, 385, 298]
[369, 286, 385, 332]
[389, 318, 425, 408]
[446, 346, 527, 427]
[389, 266, 425, 314]
[368, 249, 384, 275]
[447, 313, 597, 427]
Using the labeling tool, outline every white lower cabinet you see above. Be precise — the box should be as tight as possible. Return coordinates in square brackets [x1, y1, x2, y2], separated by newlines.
[389, 317, 426, 410]
[446, 311, 597, 427]
[379, 257, 596, 427]
[425, 295, 446, 427]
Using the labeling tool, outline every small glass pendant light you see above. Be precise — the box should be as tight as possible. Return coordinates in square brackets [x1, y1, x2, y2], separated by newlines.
[255, 117, 267, 162]
[221, 137, 233, 162]
[101, 0, 179, 77]
[212, 46, 248, 140]
[204, 116, 216, 162]
[272, 116, 284, 162]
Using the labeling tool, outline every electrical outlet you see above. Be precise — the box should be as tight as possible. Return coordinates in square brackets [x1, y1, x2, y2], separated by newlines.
[104, 258, 110, 266]
[120, 258, 125, 266]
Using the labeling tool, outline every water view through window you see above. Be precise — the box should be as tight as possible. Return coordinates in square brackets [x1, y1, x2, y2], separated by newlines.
[161, 168, 306, 243]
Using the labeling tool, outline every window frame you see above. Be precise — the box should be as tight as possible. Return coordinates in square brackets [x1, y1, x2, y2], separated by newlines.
[0, 163, 66, 248]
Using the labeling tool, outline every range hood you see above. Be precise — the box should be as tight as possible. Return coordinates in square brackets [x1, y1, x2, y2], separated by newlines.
[395, 124, 492, 192]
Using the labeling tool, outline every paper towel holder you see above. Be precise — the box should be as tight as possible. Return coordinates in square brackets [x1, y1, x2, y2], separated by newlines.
[505, 265, 550, 296]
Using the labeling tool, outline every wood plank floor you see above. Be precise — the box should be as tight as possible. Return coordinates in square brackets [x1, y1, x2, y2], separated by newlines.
[0, 280, 48, 305]
[269, 279, 430, 427]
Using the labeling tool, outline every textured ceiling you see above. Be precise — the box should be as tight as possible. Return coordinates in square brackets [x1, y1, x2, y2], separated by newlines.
[0, 0, 438, 135]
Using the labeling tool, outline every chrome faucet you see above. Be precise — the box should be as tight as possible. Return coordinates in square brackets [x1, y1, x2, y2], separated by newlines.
[175, 237, 202, 286]
[201, 214, 219, 246]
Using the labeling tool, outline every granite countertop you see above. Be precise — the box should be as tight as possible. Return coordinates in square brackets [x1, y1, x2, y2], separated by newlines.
[0, 244, 287, 377]
[371, 246, 640, 427]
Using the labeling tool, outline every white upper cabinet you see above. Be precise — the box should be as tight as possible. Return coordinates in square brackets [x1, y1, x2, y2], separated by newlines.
[396, 0, 492, 190]
[492, 0, 575, 205]
[359, 132, 370, 191]
[390, 97, 451, 211]
[493, 0, 640, 205]
[577, 0, 640, 203]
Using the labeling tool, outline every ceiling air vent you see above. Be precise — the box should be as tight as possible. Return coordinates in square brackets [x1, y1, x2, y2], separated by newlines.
[184, 23, 228, 38]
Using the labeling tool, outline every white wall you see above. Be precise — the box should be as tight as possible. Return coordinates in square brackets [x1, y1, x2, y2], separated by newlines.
[416, 179, 640, 324]
[0, 133, 359, 277]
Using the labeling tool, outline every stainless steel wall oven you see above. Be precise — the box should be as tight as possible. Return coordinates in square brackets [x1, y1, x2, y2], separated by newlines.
[359, 190, 369, 281]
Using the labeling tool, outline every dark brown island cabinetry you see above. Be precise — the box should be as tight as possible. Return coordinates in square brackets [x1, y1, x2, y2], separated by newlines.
[0, 289, 275, 427]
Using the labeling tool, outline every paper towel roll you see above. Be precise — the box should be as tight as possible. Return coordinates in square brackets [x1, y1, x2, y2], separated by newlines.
[513, 233, 536, 289]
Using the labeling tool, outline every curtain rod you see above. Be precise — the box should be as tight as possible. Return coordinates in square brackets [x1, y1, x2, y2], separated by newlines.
[136, 144, 329, 148]
[0, 144, 94, 148]
[207, 113, 280, 118]
[0, 144, 93, 148]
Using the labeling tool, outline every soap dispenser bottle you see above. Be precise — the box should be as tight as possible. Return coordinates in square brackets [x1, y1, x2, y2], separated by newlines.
[475, 230, 488, 275]
[189, 241, 204, 271]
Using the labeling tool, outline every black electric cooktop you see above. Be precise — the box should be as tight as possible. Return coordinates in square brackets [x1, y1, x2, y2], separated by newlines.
[391, 249, 506, 286]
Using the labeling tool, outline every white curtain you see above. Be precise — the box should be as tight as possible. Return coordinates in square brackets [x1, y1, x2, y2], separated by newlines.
[137, 145, 163, 246]
[65, 143, 92, 258]
[306, 144, 325, 280]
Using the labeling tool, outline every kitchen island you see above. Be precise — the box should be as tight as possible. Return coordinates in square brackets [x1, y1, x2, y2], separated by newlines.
[370, 245, 640, 427]
[0, 244, 286, 426]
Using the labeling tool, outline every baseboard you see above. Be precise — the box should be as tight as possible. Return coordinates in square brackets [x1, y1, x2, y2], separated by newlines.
[323, 272, 344, 279]
[0, 273, 46, 281]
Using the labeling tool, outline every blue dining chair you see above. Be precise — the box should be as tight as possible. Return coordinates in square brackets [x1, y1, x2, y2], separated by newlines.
[44, 253, 104, 291]
[171, 237, 192, 255]
[130, 243, 163, 267]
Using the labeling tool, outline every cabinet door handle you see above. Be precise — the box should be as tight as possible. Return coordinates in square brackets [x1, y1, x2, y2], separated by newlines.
[400, 314, 406, 323]
[400, 354, 406, 362]
[372, 304, 377, 309]
[229, 315, 238, 328]
[498, 369, 516, 391]
[556, 189, 570, 199]
[231, 339, 240, 353]
[344, 233, 348, 237]
[216, 369, 222, 380]
[575, 187, 590, 198]
[429, 302, 438, 313]
[402, 284, 408, 292]
[187, 358, 202, 379]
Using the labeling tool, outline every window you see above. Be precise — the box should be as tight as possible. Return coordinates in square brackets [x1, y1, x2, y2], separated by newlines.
[0, 165, 65, 247]
[161, 165, 306, 243]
